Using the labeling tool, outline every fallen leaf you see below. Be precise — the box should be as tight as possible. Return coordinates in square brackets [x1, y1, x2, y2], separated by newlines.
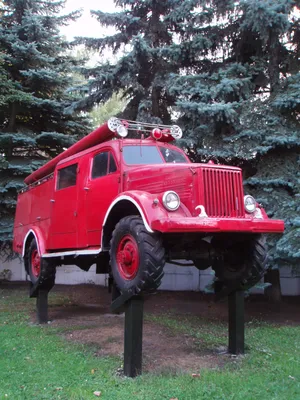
[91, 369, 95, 374]
[93, 391, 101, 397]
[192, 373, 201, 378]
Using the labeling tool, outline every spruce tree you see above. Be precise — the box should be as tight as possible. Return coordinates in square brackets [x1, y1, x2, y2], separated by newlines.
[0, 0, 90, 257]
[236, 1, 300, 297]
[171, 1, 300, 291]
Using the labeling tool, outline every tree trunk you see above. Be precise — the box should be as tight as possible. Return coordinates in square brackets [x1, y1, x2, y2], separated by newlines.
[268, 30, 280, 94]
[7, 102, 17, 132]
[264, 269, 282, 306]
[151, 86, 160, 118]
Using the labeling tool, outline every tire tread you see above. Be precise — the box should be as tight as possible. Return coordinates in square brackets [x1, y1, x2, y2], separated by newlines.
[110, 216, 165, 294]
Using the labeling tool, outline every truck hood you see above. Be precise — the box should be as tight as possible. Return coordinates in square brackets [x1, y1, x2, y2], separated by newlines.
[124, 164, 195, 207]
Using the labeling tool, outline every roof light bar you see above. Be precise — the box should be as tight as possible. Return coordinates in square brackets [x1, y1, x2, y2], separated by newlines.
[108, 118, 183, 140]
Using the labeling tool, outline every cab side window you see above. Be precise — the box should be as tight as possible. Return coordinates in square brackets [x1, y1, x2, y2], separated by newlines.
[57, 164, 77, 190]
[92, 152, 117, 179]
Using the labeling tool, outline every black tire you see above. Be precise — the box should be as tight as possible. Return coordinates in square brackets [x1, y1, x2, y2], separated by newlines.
[110, 216, 165, 294]
[213, 234, 268, 291]
[26, 239, 56, 286]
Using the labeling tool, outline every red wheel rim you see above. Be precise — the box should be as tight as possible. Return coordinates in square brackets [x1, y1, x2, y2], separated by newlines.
[31, 249, 41, 278]
[116, 234, 139, 280]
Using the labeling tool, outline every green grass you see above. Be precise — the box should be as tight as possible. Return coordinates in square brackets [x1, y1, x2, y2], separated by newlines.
[0, 287, 299, 400]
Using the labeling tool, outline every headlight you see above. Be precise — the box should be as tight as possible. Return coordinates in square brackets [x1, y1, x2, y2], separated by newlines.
[162, 191, 180, 211]
[244, 195, 256, 213]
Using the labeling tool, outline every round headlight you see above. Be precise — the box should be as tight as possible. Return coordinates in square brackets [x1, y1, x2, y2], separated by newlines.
[244, 195, 256, 213]
[162, 191, 180, 211]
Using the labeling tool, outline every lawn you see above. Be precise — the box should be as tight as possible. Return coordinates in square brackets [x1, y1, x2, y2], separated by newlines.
[0, 285, 299, 400]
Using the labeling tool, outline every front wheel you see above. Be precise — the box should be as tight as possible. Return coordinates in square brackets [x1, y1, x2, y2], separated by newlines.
[212, 234, 268, 291]
[110, 216, 165, 294]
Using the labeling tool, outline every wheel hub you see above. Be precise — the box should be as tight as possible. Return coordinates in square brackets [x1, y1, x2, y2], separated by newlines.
[31, 249, 41, 278]
[116, 235, 139, 280]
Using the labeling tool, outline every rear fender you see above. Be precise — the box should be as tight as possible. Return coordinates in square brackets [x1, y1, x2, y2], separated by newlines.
[22, 228, 46, 258]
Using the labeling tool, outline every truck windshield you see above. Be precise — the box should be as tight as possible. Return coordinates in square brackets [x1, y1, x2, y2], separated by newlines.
[123, 145, 188, 165]
[123, 146, 163, 165]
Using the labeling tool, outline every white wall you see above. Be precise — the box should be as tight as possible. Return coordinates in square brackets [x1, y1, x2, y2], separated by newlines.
[1, 258, 299, 295]
[279, 266, 300, 296]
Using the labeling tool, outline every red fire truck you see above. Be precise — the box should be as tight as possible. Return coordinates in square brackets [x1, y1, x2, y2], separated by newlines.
[13, 118, 284, 294]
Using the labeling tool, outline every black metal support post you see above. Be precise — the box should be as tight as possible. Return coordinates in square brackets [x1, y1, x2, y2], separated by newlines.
[36, 289, 49, 324]
[108, 276, 114, 293]
[228, 290, 245, 354]
[110, 285, 144, 377]
[124, 296, 144, 377]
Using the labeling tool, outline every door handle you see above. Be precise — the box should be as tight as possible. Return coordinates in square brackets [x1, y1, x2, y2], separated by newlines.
[84, 187, 90, 191]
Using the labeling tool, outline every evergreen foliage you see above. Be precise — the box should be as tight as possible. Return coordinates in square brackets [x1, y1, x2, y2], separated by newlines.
[0, 0, 91, 256]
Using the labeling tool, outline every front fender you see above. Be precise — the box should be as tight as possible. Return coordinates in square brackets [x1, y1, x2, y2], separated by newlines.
[103, 190, 191, 233]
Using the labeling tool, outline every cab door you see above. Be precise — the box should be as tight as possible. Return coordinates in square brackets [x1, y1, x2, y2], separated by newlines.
[49, 161, 79, 250]
[80, 150, 120, 247]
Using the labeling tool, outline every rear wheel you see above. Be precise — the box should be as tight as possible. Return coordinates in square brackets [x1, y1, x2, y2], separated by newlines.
[110, 216, 165, 294]
[26, 238, 56, 286]
[28, 239, 41, 283]
[212, 234, 268, 291]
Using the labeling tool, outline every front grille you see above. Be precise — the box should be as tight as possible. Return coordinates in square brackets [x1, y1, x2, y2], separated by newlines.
[202, 168, 244, 218]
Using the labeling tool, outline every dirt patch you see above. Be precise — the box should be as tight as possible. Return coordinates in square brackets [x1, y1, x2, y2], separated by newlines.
[62, 315, 223, 373]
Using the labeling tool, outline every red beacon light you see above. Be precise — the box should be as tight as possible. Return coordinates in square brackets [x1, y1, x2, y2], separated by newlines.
[151, 125, 183, 142]
[152, 128, 163, 140]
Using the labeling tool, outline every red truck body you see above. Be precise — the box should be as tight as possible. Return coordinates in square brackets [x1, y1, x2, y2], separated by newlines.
[13, 118, 284, 294]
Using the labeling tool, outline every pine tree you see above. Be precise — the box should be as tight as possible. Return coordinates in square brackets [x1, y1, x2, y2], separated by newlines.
[171, 0, 300, 291]
[236, 1, 300, 297]
[0, 0, 90, 256]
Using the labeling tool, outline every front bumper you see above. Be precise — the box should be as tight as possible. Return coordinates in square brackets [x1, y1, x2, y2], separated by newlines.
[151, 217, 284, 234]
